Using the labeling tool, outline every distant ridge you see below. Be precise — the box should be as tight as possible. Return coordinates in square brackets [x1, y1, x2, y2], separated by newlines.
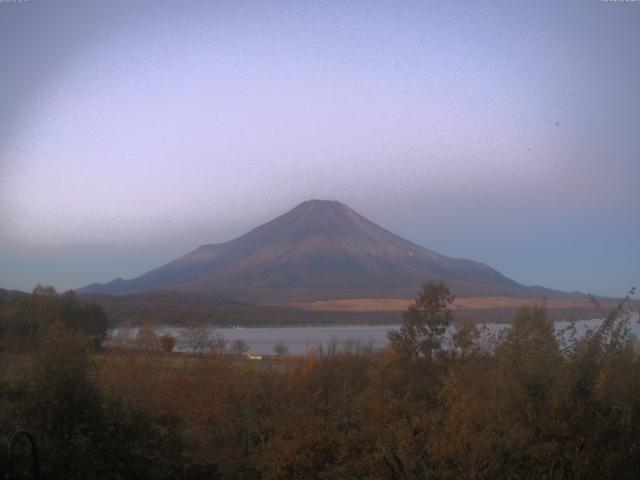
[0, 288, 29, 304]
[80, 200, 570, 302]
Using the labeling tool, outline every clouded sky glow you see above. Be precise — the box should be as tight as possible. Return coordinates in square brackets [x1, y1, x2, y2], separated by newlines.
[1, 0, 638, 296]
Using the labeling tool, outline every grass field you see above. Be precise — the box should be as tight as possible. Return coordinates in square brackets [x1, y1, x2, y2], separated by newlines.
[287, 296, 620, 312]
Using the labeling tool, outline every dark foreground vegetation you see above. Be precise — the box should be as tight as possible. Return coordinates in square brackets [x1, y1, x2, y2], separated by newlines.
[1, 283, 639, 479]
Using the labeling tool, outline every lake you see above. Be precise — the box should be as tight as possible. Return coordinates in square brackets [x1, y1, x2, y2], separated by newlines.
[109, 313, 640, 355]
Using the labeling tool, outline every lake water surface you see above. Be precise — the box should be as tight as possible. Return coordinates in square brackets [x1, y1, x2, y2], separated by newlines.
[109, 313, 640, 355]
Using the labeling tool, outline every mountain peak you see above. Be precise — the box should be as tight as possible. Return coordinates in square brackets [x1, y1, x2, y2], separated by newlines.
[289, 199, 351, 216]
[299, 199, 344, 206]
[237, 199, 368, 245]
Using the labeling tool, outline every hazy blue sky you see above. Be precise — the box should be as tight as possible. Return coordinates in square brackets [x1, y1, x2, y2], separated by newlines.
[1, 0, 638, 297]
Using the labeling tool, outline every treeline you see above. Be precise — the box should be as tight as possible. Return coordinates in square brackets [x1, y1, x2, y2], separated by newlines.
[1, 282, 640, 479]
[0, 285, 109, 350]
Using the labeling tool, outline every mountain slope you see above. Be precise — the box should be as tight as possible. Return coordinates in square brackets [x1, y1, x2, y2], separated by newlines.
[80, 200, 563, 302]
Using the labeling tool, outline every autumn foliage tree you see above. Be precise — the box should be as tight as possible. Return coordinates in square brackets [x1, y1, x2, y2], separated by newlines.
[387, 280, 455, 362]
[160, 334, 176, 352]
